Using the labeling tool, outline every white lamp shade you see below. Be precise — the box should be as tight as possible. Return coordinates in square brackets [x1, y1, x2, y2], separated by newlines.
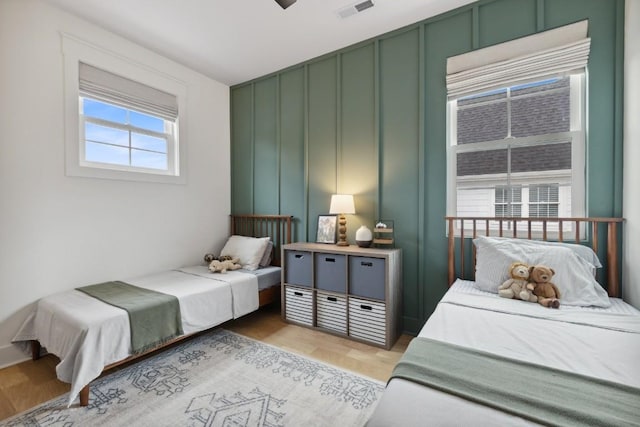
[329, 194, 355, 214]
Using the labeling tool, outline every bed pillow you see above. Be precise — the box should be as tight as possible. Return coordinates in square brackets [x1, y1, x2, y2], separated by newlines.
[473, 236, 610, 308]
[259, 240, 274, 268]
[220, 235, 270, 271]
[478, 236, 602, 268]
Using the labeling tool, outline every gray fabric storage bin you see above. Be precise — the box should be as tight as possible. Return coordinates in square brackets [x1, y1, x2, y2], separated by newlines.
[315, 253, 346, 293]
[284, 250, 312, 287]
[349, 256, 385, 300]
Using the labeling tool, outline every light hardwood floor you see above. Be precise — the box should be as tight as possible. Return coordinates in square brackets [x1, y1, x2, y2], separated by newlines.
[0, 304, 411, 421]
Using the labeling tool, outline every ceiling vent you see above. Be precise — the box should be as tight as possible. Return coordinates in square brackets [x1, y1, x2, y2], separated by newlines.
[337, 0, 375, 19]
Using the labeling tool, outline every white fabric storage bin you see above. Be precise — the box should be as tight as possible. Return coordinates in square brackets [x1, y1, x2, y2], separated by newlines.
[348, 297, 386, 346]
[285, 286, 313, 326]
[316, 292, 347, 334]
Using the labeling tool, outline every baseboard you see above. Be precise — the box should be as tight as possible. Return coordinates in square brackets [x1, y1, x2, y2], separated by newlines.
[0, 343, 30, 370]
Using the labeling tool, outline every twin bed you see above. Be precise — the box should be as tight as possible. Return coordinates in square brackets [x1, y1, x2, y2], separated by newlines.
[368, 216, 640, 426]
[12, 214, 292, 407]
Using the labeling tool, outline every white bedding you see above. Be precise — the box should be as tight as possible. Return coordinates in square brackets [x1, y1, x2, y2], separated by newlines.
[367, 279, 640, 426]
[12, 266, 261, 406]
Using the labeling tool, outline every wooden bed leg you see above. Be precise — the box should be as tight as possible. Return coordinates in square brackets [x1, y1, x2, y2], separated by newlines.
[31, 340, 41, 361]
[79, 385, 90, 406]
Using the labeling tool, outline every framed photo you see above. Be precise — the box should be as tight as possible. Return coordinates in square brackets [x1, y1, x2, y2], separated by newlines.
[316, 214, 337, 244]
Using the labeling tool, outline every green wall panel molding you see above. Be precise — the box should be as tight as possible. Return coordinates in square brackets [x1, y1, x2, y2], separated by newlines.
[230, 85, 253, 214]
[279, 68, 306, 243]
[230, 0, 625, 334]
[307, 57, 338, 242]
[253, 77, 279, 214]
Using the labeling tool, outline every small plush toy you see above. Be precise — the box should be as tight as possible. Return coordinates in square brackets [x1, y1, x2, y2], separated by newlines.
[204, 253, 217, 264]
[528, 264, 561, 308]
[498, 261, 537, 302]
[208, 257, 242, 273]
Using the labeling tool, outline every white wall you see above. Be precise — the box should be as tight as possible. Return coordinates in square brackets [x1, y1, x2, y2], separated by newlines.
[623, 0, 640, 309]
[0, 0, 231, 367]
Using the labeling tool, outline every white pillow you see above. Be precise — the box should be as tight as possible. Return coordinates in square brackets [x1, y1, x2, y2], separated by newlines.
[220, 235, 270, 271]
[259, 240, 274, 268]
[473, 236, 610, 308]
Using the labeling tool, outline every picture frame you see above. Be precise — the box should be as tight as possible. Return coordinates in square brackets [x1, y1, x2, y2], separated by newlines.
[316, 214, 337, 244]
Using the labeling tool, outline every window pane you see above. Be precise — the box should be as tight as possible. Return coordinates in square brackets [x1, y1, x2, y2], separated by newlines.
[511, 79, 570, 138]
[131, 149, 167, 170]
[132, 133, 166, 153]
[85, 141, 129, 166]
[130, 110, 165, 133]
[85, 122, 129, 147]
[457, 149, 507, 176]
[510, 143, 571, 173]
[82, 98, 127, 124]
[457, 101, 508, 144]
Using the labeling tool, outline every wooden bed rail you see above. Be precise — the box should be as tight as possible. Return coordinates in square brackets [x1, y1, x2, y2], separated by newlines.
[446, 216, 624, 297]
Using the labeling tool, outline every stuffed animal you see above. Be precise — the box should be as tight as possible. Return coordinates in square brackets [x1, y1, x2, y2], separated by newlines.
[498, 261, 537, 302]
[528, 264, 561, 308]
[204, 253, 217, 264]
[208, 257, 242, 273]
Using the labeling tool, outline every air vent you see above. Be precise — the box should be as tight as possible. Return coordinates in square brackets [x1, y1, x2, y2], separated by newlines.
[337, 0, 375, 19]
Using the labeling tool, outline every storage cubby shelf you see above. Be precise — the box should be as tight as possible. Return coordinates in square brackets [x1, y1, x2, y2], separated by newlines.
[281, 242, 402, 349]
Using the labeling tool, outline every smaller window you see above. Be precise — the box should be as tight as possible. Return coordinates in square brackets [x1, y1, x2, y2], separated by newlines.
[495, 186, 522, 217]
[529, 184, 559, 217]
[80, 97, 173, 173]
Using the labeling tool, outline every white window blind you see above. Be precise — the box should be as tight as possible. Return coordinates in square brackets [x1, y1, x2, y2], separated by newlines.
[446, 20, 590, 99]
[79, 62, 178, 121]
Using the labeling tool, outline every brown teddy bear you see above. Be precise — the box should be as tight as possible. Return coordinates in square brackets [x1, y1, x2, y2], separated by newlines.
[498, 261, 537, 302]
[528, 264, 561, 308]
[208, 257, 242, 273]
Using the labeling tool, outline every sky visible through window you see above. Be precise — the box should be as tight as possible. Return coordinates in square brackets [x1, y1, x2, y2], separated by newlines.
[82, 98, 168, 170]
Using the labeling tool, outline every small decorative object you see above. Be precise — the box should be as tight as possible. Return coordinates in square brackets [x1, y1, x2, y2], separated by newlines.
[373, 219, 394, 247]
[204, 253, 217, 263]
[316, 214, 338, 244]
[498, 261, 536, 302]
[355, 225, 373, 248]
[208, 257, 242, 273]
[528, 264, 561, 309]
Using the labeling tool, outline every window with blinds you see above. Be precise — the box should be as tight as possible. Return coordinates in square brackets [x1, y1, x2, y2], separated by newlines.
[78, 63, 178, 175]
[446, 21, 589, 230]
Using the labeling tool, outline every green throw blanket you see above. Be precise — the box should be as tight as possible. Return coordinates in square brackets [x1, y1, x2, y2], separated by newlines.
[77, 281, 183, 355]
[392, 337, 640, 427]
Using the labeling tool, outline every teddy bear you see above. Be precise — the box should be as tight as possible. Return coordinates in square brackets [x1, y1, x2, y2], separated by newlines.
[498, 261, 537, 302]
[527, 264, 561, 308]
[208, 257, 242, 273]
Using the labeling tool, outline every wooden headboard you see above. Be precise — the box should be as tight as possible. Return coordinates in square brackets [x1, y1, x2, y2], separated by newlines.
[230, 214, 293, 266]
[446, 216, 624, 297]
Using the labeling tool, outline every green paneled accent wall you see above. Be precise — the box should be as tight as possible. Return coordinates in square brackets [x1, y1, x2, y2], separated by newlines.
[279, 68, 306, 242]
[253, 77, 279, 214]
[340, 44, 377, 238]
[230, 0, 625, 334]
[307, 57, 338, 241]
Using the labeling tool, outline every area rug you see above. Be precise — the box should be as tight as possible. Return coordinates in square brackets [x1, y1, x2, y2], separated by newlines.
[1, 329, 385, 427]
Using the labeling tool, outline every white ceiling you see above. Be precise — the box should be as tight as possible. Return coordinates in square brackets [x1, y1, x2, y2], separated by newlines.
[44, 0, 475, 86]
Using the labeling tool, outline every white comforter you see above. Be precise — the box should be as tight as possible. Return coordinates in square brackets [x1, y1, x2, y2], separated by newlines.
[12, 266, 259, 406]
[367, 280, 640, 426]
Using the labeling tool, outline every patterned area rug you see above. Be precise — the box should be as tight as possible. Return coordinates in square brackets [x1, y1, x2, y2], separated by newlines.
[1, 330, 384, 427]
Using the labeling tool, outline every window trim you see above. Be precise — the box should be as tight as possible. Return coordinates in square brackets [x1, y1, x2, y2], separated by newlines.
[62, 33, 188, 184]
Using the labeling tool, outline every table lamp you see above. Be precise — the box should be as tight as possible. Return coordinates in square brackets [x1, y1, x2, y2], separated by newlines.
[329, 194, 355, 246]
